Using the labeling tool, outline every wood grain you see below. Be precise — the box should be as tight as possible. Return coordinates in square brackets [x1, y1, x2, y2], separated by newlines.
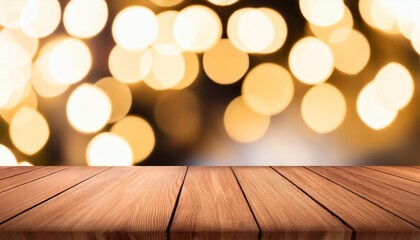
[274, 167, 419, 240]
[366, 166, 420, 183]
[0, 166, 107, 224]
[0, 166, 68, 193]
[232, 167, 352, 240]
[341, 167, 420, 196]
[170, 167, 259, 240]
[0, 167, 40, 181]
[310, 167, 420, 227]
[0, 167, 186, 240]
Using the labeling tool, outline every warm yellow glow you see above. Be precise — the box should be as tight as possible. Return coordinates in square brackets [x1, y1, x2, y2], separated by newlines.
[95, 77, 132, 123]
[173, 52, 199, 90]
[86, 132, 133, 166]
[112, 6, 158, 51]
[0, 27, 39, 58]
[374, 63, 414, 111]
[18, 161, 33, 166]
[328, 29, 370, 75]
[357, 81, 397, 130]
[227, 8, 251, 52]
[66, 84, 111, 133]
[108, 45, 152, 84]
[31, 54, 69, 98]
[0, 43, 32, 90]
[0, 0, 27, 28]
[0, 80, 32, 111]
[173, 5, 222, 52]
[258, 8, 288, 54]
[299, 0, 345, 27]
[10, 107, 49, 155]
[309, 6, 353, 42]
[411, 26, 420, 54]
[144, 48, 185, 90]
[236, 9, 275, 53]
[111, 116, 155, 164]
[0, 144, 17, 166]
[0, 78, 11, 108]
[0, 86, 37, 123]
[203, 39, 249, 85]
[224, 96, 270, 143]
[20, 0, 61, 38]
[242, 63, 294, 116]
[301, 83, 346, 133]
[208, 0, 238, 6]
[153, 11, 181, 55]
[48, 38, 92, 85]
[150, 0, 183, 7]
[289, 37, 334, 85]
[63, 0, 108, 38]
[154, 91, 200, 142]
[370, 0, 399, 34]
[396, 1, 420, 39]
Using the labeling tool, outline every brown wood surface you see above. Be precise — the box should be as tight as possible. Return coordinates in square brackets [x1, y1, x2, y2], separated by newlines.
[0, 167, 40, 181]
[310, 167, 420, 227]
[0, 167, 186, 240]
[0, 166, 418, 239]
[170, 167, 259, 240]
[366, 166, 420, 183]
[0, 166, 68, 193]
[232, 167, 352, 240]
[343, 167, 420, 196]
[274, 167, 419, 240]
[0, 166, 106, 224]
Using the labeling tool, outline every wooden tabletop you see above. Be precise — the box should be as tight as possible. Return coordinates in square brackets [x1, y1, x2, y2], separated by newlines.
[0, 166, 419, 240]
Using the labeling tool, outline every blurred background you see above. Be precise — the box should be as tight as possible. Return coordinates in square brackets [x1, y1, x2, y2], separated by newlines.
[0, 0, 419, 166]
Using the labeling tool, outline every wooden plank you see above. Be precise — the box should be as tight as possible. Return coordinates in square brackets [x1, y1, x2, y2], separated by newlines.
[274, 167, 419, 240]
[0, 167, 186, 240]
[0, 166, 69, 193]
[341, 167, 420, 196]
[366, 166, 420, 183]
[310, 167, 420, 227]
[170, 167, 259, 240]
[232, 167, 352, 240]
[0, 166, 107, 224]
[0, 167, 41, 180]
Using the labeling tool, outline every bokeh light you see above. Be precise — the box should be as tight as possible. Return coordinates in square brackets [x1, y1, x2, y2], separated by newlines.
[0, 78, 11, 108]
[154, 91, 201, 142]
[328, 29, 371, 75]
[301, 83, 346, 133]
[208, 0, 238, 6]
[173, 5, 222, 52]
[86, 132, 133, 166]
[66, 84, 111, 133]
[309, 6, 353, 42]
[289, 37, 334, 85]
[108, 45, 152, 84]
[357, 81, 398, 130]
[153, 11, 181, 55]
[0, 86, 37, 123]
[203, 39, 249, 85]
[145, 48, 186, 90]
[0, 144, 17, 166]
[64, 0, 108, 39]
[242, 63, 294, 116]
[0, 81, 32, 111]
[299, 0, 345, 27]
[173, 52, 200, 90]
[258, 8, 288, 54]
[48, 38, 92, 85]
[224, 97, 270, 143]
[374, 63, 414, 111]
[0, 43, 32, 91]
[111, 116, 155, 164]
[0, 27, 39, 58]
[95, 77, 132, 123]
[10, 107, 49, 155]
[0, 0, 27, 28]
[150, 0, 184, 8]
[20, 0, 61, 38]
[112, 6, 158, 51]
